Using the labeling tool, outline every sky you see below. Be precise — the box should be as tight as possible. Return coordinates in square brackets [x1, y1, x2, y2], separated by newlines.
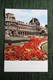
[5, 9, 47, 26]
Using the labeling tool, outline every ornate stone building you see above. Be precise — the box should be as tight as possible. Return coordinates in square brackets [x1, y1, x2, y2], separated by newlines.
[5, 13, 47, 37]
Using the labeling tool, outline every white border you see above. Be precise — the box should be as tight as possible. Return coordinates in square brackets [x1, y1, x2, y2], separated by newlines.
[4, 60, 48, 72]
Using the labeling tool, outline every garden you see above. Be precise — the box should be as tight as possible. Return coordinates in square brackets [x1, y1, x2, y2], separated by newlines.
[4, 37, 48, 61]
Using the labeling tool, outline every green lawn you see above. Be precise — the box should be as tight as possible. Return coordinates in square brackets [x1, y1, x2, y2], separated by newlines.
[5, 37, 30, 40]
[5, 41, 28, 47]
[42, 43, 48, 54]
[5, 37, 30, 47]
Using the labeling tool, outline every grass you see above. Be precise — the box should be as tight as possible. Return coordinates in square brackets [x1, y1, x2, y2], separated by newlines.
[41, 43, 48, 54]
[5, 37, 30, 47]
[5, 37, 30, 40]
[5, 41, 28, 47]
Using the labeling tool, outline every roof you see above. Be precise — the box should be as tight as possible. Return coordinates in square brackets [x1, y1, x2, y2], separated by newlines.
[6, 13, 14, 15]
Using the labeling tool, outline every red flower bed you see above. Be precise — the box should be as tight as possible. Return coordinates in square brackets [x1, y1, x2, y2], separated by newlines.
[4, 37, 48, 61]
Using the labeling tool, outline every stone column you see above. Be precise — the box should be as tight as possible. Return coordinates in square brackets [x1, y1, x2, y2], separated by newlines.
[20, 32, 21, 36]
[27, 32, 28, 36]
[19, 32, 21, 36]
[9, 30, 11, 36]
[25, 32, 26, 36]
[16, 30, 18, 36]
[6, 30, 9, 36]
[28, 32, 29, 35]
[26, 32, 27, 36]
[13, 31, 15, 36]
[23, 32, 24, 36]
[21, 32, 22, 36]
[22, 32, 23, 36]
[24, 32, 25, 36]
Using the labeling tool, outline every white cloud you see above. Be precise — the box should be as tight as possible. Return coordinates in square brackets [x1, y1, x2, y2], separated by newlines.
[31, 10, 47, 17]
[5, 9, 29, 16]
[5, 9, 47, 17]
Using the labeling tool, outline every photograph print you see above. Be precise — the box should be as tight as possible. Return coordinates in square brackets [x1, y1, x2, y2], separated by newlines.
[4, 9, 48, 72]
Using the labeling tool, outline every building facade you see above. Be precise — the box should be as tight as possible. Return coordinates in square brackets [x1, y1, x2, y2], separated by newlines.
[5, 13, 47, 37]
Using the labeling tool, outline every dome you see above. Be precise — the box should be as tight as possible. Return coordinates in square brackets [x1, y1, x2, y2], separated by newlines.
[29, 18, 40, 26]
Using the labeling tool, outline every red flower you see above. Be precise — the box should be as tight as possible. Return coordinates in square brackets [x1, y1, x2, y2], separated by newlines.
[16, 54, 19, 58]
[39, 59, 42, 61]
[7, 56, 11, 60]
[4, 37, 48, 61]
[13, 56, 18, 60]
[37, 54, 41, 58]
[22, 58, 25, 60]
[26, 56, 30, 60]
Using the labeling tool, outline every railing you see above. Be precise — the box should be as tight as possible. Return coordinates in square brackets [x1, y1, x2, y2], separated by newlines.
[18, 29, 34, 32]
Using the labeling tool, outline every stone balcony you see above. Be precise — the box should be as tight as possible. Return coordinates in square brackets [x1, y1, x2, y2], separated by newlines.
[18, 29, 34, 32]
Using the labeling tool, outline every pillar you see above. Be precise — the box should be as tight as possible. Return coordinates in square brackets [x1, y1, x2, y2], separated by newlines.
[20, 32, 21, 36]
[24, 32, 25, 36]
[26, 32, 27, 36]
[23, 32, 24, 36]
[22, 32, 23, 36]
[6, 30, 9, 36]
